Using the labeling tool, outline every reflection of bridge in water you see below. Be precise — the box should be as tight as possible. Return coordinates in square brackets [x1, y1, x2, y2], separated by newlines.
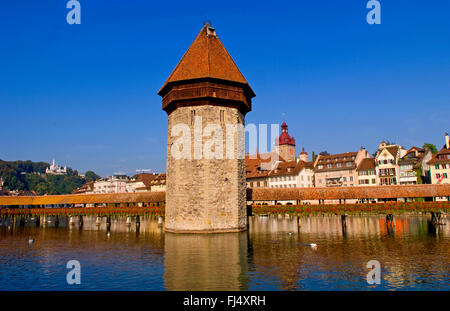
[1, 215, 449, 290]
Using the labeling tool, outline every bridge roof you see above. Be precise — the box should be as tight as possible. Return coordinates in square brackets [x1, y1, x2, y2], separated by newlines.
[1, 185, 449, 206]
[0, 192, 165, 206]
[247, 184, 450, 201]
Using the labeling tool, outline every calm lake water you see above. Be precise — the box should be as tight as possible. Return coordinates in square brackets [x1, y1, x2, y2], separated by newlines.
[0, 214, 449, 291]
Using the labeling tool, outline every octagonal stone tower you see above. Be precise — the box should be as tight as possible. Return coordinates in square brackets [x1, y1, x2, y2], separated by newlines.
[158, 23, 255, 233]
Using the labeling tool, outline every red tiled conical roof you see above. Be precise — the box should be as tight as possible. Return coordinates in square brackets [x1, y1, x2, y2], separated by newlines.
[158, 23, 254, 96]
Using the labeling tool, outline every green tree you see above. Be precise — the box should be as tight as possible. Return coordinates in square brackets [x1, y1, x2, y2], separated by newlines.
[85, 171, 101, 182]
[422, 143, 438, 154]
[414, 165, 424, 184]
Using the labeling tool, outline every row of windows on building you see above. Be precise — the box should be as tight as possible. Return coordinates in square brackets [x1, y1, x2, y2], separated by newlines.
[436, 173, 448, 179]
[358, 170, 376, 176]
[317, 162, 353, 169]
[270, 175, 312, 182]
[359, 179, 376, 185]
[319, 156, 356, 163]
[435, 164, 448, 169]
[379, 168, 396, 176]
[378, 159, 395, 165]
[400, 171, 417, 177]
[271, 184, 306, 188]
[380, 178, 397, 185]
[319, 176, 354, 184]
[322, 170, 354, 177]
[247, 181, 312, 188]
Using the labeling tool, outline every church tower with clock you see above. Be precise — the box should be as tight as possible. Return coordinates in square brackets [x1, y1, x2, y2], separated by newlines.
[275, 122, 296, 161]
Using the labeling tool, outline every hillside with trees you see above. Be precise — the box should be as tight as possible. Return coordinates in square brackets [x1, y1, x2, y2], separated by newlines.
[0, 159, 100, 195]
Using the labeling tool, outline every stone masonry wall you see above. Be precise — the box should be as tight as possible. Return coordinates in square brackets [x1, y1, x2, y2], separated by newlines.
[165, 105, 247, 233]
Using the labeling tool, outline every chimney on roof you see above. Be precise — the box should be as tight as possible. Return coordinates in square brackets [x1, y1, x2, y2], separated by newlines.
[446, 132, 449, 149]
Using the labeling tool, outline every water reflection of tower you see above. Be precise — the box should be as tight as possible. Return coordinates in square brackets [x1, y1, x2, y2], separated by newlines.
[163, 232, 248, 290]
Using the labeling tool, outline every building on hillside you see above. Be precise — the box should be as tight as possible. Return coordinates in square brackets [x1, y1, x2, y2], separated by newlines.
[45, 159, 67, 175]
[275, 122, 296, 162]
[398, 147, 432, 185]
[356, 158, 377, 186]
[313, 148, 370, 188]
[374, 142, 407, 185]
[428, 133, 450, 185]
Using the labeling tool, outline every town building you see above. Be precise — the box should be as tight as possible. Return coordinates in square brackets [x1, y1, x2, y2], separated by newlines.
[45, 159, 67, 175]
[90, 173, 129, 194]
[314, 148, 370, 187]
[356, 158, 377, 186]
[72, 182, 94, 194]
[428, 133, 450, 185]
[72, 172, 165, 194]
[131, 173, 156, 192]
[148, 173, 167, 192]
[398, 147, 432, 185]
[246, 122, 314, 191]
[246, 149, 314, 205]
[374, 142, 407, 185]
[268, 159, 314, 189]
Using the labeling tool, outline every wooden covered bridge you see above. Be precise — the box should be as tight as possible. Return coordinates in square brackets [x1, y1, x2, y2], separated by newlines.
[0, 184, 449, 208]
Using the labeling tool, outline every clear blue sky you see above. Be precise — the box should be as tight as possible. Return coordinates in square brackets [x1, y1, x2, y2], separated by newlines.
[1, 1, 449, 177]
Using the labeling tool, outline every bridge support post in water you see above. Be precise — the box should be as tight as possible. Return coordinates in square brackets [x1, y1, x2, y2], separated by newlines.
[246, 205, 252, 230]
[158, 216, 164, 227]
[431, 211, 444, 226]
[96, 216, 101, 226]
[126, 216, 132, 226]
[136, 215, 140, 230]
[78, 216, 83, 228]
[386, 213, 394, 234]
[19, 216, 25, 227]
[341, 214, 347, 226]
[35, 216, 40, 227]
[341, 214, 347, 236]
[69, 216, 75, 226]
[106, 216, 111, 231]
[386, 213, 394, 224]
[54, 215, 59, 228]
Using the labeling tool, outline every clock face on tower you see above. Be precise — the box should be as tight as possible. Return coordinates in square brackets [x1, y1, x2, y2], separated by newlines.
[289, 148, 294, 156]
